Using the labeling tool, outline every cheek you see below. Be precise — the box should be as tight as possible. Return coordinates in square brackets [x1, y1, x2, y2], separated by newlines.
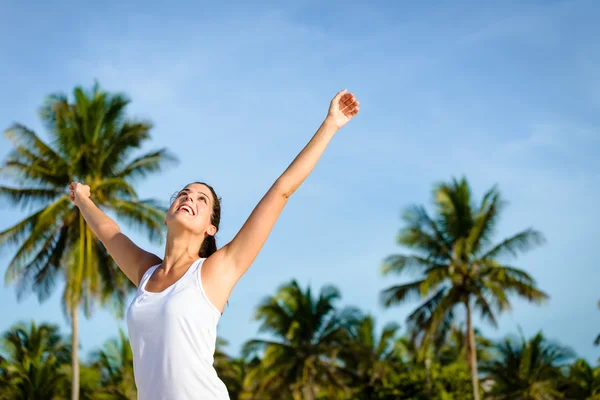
[166, 205, 178, 219]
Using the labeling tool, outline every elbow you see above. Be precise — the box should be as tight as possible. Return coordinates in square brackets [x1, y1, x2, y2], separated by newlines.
[272, 180, 294, 199]
[99, 222, 121, 242]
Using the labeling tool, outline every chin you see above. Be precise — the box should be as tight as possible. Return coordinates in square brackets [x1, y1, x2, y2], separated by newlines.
[168, 215, 202, 234]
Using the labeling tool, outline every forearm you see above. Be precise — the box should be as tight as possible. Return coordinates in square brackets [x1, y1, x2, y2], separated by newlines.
[274, 117, 339, 197]
[76, 197, 121, 243]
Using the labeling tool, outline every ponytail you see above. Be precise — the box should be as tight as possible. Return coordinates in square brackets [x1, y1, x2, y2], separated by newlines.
[199, 234, 217, 258]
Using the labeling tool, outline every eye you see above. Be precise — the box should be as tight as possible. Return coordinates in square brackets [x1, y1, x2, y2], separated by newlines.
[198, 195, 207, 203]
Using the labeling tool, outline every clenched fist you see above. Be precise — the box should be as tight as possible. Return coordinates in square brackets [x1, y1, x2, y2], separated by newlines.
[326, 89, 360, 129]
[69, 182, 90, 206]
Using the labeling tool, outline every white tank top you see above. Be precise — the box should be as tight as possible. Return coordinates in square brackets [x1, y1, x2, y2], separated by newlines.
[126, 258, 229, 399]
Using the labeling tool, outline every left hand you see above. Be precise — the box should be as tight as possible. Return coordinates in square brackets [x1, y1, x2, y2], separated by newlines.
[327, 89, 360, 129]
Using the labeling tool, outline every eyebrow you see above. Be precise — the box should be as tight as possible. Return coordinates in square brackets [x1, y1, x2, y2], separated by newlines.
[180, 188, 211, 203]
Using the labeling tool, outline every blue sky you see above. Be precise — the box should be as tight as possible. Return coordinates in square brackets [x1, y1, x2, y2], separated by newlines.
[1, 0, 598, 362]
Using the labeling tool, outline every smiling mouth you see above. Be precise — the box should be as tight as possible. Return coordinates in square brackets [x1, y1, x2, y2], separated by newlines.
[177, 204, 195, 216]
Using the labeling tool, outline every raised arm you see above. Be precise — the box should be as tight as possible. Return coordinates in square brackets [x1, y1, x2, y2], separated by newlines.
[202, 89, 360, 308]
[70, 182, 162, 285]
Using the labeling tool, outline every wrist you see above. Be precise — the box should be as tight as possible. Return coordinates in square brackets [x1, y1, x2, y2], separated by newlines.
[75, 196, 92, 209]
[323, 116, 341, 132]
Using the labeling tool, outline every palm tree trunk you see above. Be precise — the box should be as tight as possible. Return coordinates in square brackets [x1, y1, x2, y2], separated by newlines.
[425, 356, 432, 399]
[71, 303, 79, 400]
[302, 373, 315, 400]
[465, 300, 480, 400]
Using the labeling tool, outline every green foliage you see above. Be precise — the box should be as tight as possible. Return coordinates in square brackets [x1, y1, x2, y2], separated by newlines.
[0, 83, 176, 397]
[0, 321, 71, 399]
[88, 328, 136, 399]
[562, 358, 600, 400]
[242, 280, 361, 400]
[0, 83, 175, 317]
[481, 331, 574, 399]
[381, 177, 548, 347]
[380, 177, 549, 399]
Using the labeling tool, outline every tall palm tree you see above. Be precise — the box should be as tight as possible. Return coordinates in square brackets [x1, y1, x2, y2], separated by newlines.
[380, 177, 549, 400]
[242, 280, 360, 400]
[0, 321, 71, 399]
[0, 84, 175, 399]
[340, 315, 403, 399]
[562, 359, 600, 400]
[481, 331, 573, 400]
[89, 328, 136, 399]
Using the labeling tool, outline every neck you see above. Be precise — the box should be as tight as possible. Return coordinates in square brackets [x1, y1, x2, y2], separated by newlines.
[162, 229, 203, 272]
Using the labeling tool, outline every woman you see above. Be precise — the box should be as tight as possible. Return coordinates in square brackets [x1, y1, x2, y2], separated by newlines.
[70, 89, 360, 399]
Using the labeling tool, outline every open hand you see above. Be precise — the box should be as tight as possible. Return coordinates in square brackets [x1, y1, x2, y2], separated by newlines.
[327, 89, 360, 129]
[69, 182, 90, 206]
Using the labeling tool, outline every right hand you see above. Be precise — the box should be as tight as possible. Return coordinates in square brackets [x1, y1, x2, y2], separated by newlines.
[69, 182, 90, 206]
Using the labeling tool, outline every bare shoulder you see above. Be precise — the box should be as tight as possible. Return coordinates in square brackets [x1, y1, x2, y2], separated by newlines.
[135, 253, 163, 286]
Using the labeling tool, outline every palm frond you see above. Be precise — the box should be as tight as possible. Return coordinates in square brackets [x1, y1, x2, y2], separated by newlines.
[483, 264, 549, 304]
[4, 197, 72, 283]
[99, 121, 154, 176]
[473, 293, 499, 328]
[92, 178, 137, 203]
[0, 210, 45, 249]
[254, 299, 293, 336]
[3, 124, 66, 169]
[466, 187, 503, 255]
[0, 186, 64, 210]
[103, 198, 166, 245]
[381, 254, 447, 276]
[114, 149, 178, 181]
[406, 286, 460, 351]
[380, 279, 426, 308]
[480, 228, 546, 260]
[434, 177, 475, 240]
[399, 205, 452, 260]
[405, 287, 447, 334]
[14, 223, 70, 302]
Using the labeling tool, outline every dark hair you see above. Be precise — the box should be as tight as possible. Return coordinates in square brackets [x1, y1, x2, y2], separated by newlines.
[194, 182, 221, 258]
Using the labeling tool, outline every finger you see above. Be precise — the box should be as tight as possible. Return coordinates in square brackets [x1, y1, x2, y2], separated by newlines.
[341, 98, 358, 113]
[344, 103, 359, 118]
[341, 95, 354, 105]
[333, 89, 348, 102]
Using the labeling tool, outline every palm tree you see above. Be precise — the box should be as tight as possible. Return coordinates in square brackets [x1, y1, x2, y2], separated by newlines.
[89, 328, 136, 399]
[214, 337, 255, 400]
[0, 84, 175, 399]
[562, 359, 600, 400]
[340, 315, 403, 399]
[380, 177, 549, 400]
[436, 324, 494, 367]
[0, 321, 71, 399]
[481, 331, 573, 400]
[242, 280, 360, 400]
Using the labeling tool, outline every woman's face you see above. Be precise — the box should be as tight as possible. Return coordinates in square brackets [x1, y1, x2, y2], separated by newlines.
[165, 183, 216, 237]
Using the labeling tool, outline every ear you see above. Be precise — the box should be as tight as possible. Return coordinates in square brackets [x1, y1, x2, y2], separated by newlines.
[207, 225, 217, 237]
